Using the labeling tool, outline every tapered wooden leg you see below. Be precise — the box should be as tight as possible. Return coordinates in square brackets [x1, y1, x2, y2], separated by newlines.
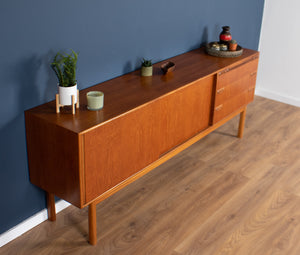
[71, 95, 75, 115]
[76, 89, 80, 109]
[46, 192, 56, 221]
[238, 107, 247, 138]
[56, 94, 60, 113]
[88, 202, 97, 245]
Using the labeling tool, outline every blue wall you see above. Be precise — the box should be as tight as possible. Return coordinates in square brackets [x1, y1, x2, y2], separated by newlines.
[0, 0, 264, 234]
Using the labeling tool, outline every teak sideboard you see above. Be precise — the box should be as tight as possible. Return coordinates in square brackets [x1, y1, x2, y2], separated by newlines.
[25, 47, 259, 245]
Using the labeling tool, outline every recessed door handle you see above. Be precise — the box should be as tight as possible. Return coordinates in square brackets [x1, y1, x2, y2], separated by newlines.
[217, 87, 225, 94]
[215, 104, 223, 111]
[250, 72, 257, 76]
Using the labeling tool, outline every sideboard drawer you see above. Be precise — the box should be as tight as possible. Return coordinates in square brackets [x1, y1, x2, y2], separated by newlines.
[213, 57, 258, 123]
[213, 87, 255, 122]
[216, 57, 258, 89]
[215, 72, 257, 106]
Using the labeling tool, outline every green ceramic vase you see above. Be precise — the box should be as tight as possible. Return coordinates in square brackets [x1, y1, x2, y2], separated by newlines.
[141, 66, 153, 77]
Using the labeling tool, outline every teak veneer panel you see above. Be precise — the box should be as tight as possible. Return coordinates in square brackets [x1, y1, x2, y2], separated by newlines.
[84, 75, 214, 203]
[25, 113, 83, 207]
[84, 101, 161, 203]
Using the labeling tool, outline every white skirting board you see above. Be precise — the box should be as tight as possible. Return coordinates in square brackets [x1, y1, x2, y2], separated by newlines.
[0, 200, 70, 248]
[255, 88, 300, 107]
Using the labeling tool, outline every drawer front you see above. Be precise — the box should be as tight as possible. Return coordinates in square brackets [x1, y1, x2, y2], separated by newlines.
[213, 57, 258, 123]
[213, 88, 255, 123]
[216, 58, 258, 89]
[215, 72, 257, 106]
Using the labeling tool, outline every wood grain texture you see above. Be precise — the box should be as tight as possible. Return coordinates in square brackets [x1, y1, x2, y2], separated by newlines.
[6, 96, 300, 254]
[158, 76, 214, 155]
[25, 112, 82, 207]
[87, 105, 247, 209]
[83, 75, 214, 203]
[83, 97, 161, 202]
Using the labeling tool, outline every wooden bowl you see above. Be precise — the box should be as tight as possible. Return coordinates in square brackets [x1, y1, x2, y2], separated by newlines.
[161, 61, 175, 74]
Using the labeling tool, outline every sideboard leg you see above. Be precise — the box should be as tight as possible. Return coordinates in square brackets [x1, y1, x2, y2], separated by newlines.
[88, 202, 97, 245]
[46, 192, 56, 221]
[238, 107, 247, 138]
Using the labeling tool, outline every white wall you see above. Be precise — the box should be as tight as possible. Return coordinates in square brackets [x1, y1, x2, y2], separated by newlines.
[256, 0, 300, 107]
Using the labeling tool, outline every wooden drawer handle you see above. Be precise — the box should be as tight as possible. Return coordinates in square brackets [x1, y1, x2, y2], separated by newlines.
[217, 87, 225, 94]
[215, 104, 223, 111]
[218, 68, 230, 75]
[248, 87, 255, 92]
[250, 72, 257, 76]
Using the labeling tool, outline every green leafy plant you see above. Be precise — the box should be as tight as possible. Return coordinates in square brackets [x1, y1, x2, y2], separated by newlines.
[51, 49, 78, 87]
[230, 39, 237, 44]
[141, 58, 152, 67]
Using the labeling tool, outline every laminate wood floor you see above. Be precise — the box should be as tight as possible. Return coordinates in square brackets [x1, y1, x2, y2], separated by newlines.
[1, 96, 300, 255]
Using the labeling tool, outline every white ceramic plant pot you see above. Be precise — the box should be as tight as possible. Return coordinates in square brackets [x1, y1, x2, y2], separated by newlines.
[58, 84, 77, 106]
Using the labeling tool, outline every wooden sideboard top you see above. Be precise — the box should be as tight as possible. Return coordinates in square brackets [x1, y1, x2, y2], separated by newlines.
[25, 47, 259, 134]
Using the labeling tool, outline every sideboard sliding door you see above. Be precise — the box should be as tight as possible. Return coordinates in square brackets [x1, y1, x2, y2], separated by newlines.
[83, 75, 214, 203]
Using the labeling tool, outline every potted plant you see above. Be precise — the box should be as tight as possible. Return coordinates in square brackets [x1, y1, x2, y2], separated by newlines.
[141, 58, 153, 77]
[51, 49, 78, 106]
[229, 39, 238, 51]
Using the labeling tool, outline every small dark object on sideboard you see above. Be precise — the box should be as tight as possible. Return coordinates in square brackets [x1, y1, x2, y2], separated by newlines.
[161, 61, 175, 74]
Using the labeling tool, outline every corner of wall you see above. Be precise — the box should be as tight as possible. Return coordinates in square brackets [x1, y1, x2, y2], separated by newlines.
[255, 87, 300, 107]
[0, 200, 70, 248]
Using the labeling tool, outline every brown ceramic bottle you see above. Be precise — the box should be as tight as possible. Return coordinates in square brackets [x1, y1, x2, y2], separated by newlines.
[219, 26, 232, 46]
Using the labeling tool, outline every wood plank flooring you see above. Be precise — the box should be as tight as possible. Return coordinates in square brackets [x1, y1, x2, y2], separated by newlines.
[1, 96, 300, 255]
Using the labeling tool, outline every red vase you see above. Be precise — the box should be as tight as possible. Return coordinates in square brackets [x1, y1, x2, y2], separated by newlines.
[219, 26, 232, 46]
